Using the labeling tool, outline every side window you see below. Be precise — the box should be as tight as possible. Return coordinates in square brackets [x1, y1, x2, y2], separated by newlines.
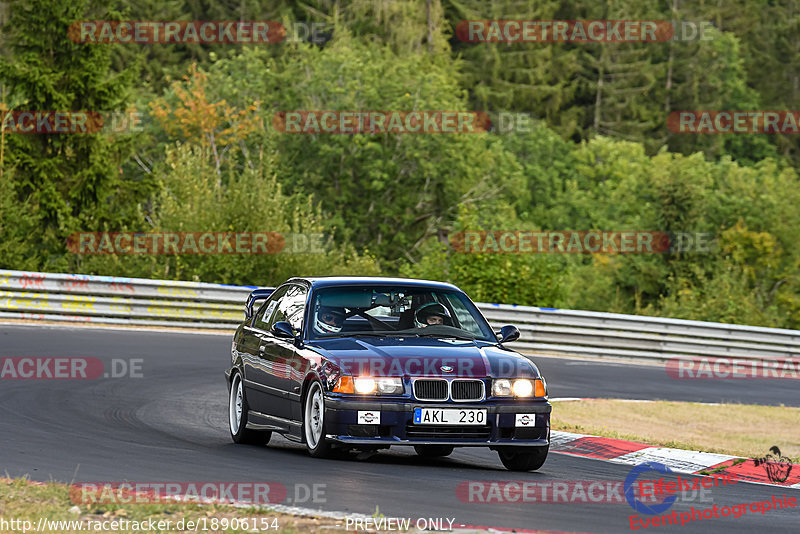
[271, 284, 308, 332]
[253, 286, 288, 331]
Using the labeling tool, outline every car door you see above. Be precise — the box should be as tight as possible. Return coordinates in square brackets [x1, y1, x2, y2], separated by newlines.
[264, 283, 308, 421]
[277, 285, 310, 421]
[242, 285, 287, 417]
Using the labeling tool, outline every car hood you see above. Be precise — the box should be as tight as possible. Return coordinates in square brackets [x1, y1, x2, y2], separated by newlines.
[308, 336, 539, 378]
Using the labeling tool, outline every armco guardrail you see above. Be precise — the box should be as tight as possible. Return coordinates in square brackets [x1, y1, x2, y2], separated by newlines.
[1, 269, 798, 363]
[0, 270, 254, 330]
[479, 304, 800, 363]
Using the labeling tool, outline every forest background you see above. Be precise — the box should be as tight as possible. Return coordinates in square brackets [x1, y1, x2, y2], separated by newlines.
[2, 0, 798, 329]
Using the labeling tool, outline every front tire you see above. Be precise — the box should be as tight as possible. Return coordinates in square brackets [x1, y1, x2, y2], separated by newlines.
[303, 381, 333, 458]
[229, 371, 270, 445]
[414, 445, 454, 458]
[497, 446, 548, 471]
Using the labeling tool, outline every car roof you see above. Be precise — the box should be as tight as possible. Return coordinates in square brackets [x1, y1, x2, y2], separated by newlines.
[286, 276, 461, 292]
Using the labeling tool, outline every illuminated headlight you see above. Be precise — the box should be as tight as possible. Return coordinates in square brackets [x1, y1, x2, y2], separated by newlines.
[353, 377, 376, 394]
[493, 378, 543, 397]
[353, 377, 403, 395]
[512, 379, 533, 397]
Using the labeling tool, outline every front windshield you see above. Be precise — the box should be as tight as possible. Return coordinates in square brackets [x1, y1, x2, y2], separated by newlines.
[308, 285, 496, 341]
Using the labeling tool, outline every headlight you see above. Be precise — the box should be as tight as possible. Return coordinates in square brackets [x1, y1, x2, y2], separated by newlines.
[492, 378, 545, 397]
[492, 378, 512, 396]
[334, 376, 403, 395]
[354, 377, 377, 394]
[512, 379, 533, 397]
[376, 378, 404, 394]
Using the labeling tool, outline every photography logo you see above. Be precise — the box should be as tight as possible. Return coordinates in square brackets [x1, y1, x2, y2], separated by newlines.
[753, 446, 793, 483]
[624, 462, 677, 514]
[360, 412, 378, 424]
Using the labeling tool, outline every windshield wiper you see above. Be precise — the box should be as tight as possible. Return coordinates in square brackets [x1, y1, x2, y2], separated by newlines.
[414, 332, 476, 341]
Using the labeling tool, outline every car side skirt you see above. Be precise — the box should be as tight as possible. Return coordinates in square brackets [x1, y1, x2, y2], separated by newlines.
[246, 409, 303, 441]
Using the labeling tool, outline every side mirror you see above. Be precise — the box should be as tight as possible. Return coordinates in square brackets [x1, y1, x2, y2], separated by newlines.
[272, 321, 296, 339]
[497, 325, 520, 343]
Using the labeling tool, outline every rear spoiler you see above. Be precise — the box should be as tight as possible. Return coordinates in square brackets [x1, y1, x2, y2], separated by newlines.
[244, 288, 275, 319]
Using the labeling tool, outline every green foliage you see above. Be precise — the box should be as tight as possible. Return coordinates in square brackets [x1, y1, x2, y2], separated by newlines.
[400, 205, 566, 306]
[0, 0, 147, 270]
[78, 142, 380, 285]
[444, 0, 584, 138]
[522, 136, 800, 327]
[0, 169, 42, 270]
[3, 0, 800, 331]
[197, 35, 525, 264]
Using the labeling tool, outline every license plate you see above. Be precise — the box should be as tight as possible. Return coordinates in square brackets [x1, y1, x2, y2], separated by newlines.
[413, 408, 486, 425]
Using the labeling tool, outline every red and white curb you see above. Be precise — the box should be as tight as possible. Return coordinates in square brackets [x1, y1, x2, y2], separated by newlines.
[550, 430, 800, 489]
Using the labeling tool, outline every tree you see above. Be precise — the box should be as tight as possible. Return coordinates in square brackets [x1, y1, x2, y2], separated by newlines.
[444, 0, 584, 139]
[401, 204, 567, 307]
[663, 26, 775, 163]
[78, 141, 380, 284]
[195, 34, 525, 264]
[0, 0, 145, 270]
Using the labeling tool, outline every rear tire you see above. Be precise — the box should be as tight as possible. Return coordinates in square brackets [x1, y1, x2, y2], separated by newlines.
[497, 446, 548, 471]
[304, 381, 333, 458]
[229, 371, 271, 445]
[414, 445, 454, 458]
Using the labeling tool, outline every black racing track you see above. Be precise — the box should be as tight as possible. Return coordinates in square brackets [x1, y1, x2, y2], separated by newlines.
[0, 324, 796, 533]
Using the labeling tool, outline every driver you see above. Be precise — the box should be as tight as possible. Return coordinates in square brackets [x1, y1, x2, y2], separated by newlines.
[415, 302, 451, 327]
[315, 305, 345, 334]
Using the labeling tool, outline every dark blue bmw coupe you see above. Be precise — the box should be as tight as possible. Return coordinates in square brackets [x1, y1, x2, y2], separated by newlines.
[225, 277, 551, 471]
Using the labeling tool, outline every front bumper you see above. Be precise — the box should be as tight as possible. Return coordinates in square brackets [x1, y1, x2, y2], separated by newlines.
[324, 397, 551, 448]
